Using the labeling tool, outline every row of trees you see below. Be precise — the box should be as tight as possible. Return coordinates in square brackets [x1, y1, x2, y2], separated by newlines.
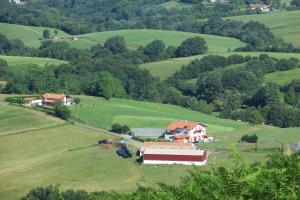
[20, 153, 300, 200]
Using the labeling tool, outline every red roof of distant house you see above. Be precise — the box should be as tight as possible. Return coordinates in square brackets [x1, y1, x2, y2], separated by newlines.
[42, 93, 66, 103]
[249, 3, 270, 8]
[166, 121, 199, 131]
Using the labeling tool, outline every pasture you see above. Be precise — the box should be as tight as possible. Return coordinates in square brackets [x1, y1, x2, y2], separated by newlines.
[81, 29, 245, 52]
[226, 10, 300, 47]
[140, 51, 300, 80]
[264, 68, 300, 85]
[0, 55, 66, 73]
[1, 97, 300, 199]
[0, 104, 191, 200]
[71, 96, 300, 166]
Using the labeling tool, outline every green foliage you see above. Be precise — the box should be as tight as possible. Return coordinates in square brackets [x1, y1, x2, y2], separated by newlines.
[241, 133, 258, 143]
[54, 101, 71, 120]
[0, 58, 8, 78]
[143, 39, 166, 61]
[175, 37, 207, 57]
[61, 189, 90, 200]
[104, 36, 127, 54]
[20, 185, 62, 200]
[74, 97, 81, 105]
[111, 123, 131, 134]
[21, 154, 300, 200]
[43, 29, 50, 39]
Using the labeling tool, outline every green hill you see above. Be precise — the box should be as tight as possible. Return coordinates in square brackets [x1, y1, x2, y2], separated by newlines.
[0, 55, 66, 73]
[81, 29, 245, 52]
[226, 10, 300, 47]
[140, 52, 300, 80]
[71, 96, 300, 160]
[1, 97, 300, 199]
[265, 68, 300, 85]
[0, 103, 191, 200]
[0, 23, 246, 52]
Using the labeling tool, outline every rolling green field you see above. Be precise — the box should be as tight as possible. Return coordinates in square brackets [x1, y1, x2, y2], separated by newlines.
[140, 51, 300, 80]
[0, 23, 68, 48]
[0, 103, 192, 200]
[1, 96, 300, 199]
[0, 23, 245, 51]
[81, 29, 245, 52]
[265, 68, 300, 85]
[71, 96, 300, 166]
[0, 55, 66, 73]
[226, 10, 300, 47]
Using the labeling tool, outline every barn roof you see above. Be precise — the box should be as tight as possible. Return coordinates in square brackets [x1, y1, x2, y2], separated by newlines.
[42, 93, 66, 100]
[144, 148, 205, 156]
[141, 142, 194, 152]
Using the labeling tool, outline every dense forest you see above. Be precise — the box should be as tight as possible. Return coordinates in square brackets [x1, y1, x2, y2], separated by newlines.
[20, 153, 300, 200]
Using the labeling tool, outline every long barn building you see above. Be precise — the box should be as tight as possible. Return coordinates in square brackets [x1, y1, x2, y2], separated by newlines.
[141, 142, 207, 166]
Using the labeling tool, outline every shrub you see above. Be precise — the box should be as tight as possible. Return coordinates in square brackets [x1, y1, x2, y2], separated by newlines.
[54, 101, 71, 120]
[111, 123, 131, 134]
[241, 134, 258, 143]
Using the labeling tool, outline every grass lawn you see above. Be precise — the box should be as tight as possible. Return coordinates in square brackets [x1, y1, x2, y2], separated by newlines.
[140, 51, 300, 80]
[226, 10, 300, 47]
[264, 68, 300, 85]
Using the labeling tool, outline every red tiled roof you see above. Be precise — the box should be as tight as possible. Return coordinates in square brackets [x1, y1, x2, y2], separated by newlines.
[249, 3, 270, 8]
[42, 93, 66, 103]
[166, 121, 199, 131]
[171, 134, 190, 140]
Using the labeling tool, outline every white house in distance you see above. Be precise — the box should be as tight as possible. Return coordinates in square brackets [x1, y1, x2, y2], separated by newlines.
[164, 120, 209, 143]
[42, 93, 72, 106]
[249, 3, 271, 12]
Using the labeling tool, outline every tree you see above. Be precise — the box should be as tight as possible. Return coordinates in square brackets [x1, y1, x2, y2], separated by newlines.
[0, 59, 8, 78]
[54, 101, 71, 120]
[176, 37, 207, 57]
[43, 29, 50, 39]
[20, 185, 62, 200]
[291, 0, 300, 7]
[104, 36, 127, 54]
[111, 123, 131, 134]
[241, 134, 258, 143]
[61, 189, 89, 200]
[74, 98, 80, 118]
[143, 39, 165, 61]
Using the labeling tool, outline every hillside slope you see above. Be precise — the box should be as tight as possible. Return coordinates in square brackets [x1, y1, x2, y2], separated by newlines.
[140, 51, 300, 80]
[226, 10, 300, 47]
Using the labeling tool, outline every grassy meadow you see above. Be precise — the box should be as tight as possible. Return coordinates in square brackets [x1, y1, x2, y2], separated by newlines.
[226, 10, 300, 47]
[1, 97, 300, 199]
[0, 23, 245, 51]
[0, 103, 192, 200]
[81, 29, 245, 52]
[140, 51, 300, 80]
[71, 96, 300, 160]
[265, 68, 300, 85]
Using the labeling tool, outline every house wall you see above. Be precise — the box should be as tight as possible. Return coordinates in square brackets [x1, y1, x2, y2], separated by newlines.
[143, 153, 207, 162]
[144, 159, 206, 166]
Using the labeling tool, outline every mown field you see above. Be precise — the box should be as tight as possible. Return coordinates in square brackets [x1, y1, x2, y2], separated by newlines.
[0, 103, 192, 200]
[265, 68, 300, 85]
[140, 51, 300, 80]
[226, 10, 300, 47]
[0, 23, 245, 51]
